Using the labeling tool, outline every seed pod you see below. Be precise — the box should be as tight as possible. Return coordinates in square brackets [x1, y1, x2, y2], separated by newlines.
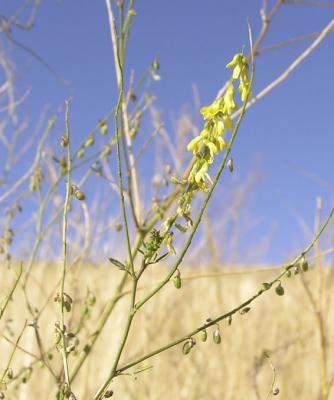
[173, 272, 182, 289]
[6, 368, 13, 379]
[240, 307, 251, 315]
[115, 223, 122, 232]
[301, 257, 309, 272]
[64, 301, 71, 312]
[86, 292, 96, 306]
[104, 390, 114, 398]
[227, 158, 234, 172]
[182, 340, 192, 355]
[129, 92, 137, 102]
[213, 329, 221, 344]
[75, 190, 86, 201]
[84, 134, 95, 147]
[275, 283, 284, 296]
[272, 387, 280, 396]
[54, 332, 61, 345]
[261, 282, 271, 291]
[153, 58, 160, 70]
[0, 392, 4, 399]
[286, 269, 292, 278]
[77, 148, 85, 158]
[199, 329, 207, 342]
[99, 120, 108, 136]
[61, 136, 69, 147]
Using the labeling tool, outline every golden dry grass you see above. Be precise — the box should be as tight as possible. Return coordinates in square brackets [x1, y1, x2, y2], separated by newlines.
[1, 263, 334, 399]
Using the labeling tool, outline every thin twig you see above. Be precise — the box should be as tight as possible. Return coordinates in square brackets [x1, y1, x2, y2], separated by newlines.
[59, 99, 72, 391]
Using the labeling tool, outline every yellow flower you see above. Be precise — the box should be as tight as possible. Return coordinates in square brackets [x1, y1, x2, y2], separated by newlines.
[187, 136, 203, 155]
[226, 53, 243, 69]
[223, 84, 237, 115]
[200, 99, 222, 120]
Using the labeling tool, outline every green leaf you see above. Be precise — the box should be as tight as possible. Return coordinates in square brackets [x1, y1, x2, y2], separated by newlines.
[155, 252, 169, 263]
[108, 257, 126, 270]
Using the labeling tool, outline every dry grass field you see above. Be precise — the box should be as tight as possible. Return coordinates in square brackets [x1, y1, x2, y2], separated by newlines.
[1, 262, 333, 399]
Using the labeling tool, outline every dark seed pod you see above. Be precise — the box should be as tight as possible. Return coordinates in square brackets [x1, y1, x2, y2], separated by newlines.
[199, 329, 207, 342]
[6, 368, 13, 379]
[213, 329, 221, 344]
[75, 190, 86, 201]
[301, 257, 309, 272]
[275, 283, 284, 296]
[104, 390, 114, 398]
[272, 387, 280, 396]
[64, 301, 71, 312]
[129, 92, 137, 102]
[286, 269, 292, 278]
[115, 223, 122, 232]
[240, 307, 251, 315]
[61, 136, 69, 147]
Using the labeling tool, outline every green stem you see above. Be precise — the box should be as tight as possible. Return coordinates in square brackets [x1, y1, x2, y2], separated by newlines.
[59, 99, 72, 390]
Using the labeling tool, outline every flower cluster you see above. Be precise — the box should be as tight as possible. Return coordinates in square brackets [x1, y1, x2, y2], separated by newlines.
[186, 52, 251, 193]
[162, 52, 252, 254]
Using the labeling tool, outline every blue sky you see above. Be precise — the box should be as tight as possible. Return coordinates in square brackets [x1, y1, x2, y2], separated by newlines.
[1, 1, 334, 264]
